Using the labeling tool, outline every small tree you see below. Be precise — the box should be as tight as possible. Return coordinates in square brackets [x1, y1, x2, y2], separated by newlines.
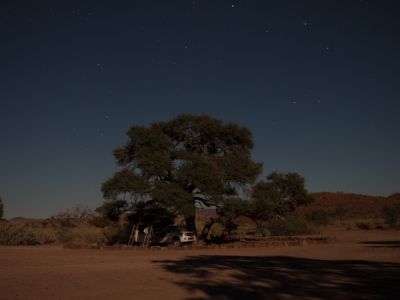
[217, 172, 313, 236]
[246, 172, 313, 234]
[382, 200, 400, 228]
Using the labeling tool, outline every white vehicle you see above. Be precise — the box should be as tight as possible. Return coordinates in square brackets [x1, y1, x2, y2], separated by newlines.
[157, 226, 196, 246]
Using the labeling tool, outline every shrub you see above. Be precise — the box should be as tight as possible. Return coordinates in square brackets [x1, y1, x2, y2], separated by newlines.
[0, 221, 56, 245]
[382, 201, 400, 227]
[57, 225, 104, 247]
[305, 209, 330, 226]
[254, 224, 271, 238]
[332, 203, 347, 220]
[356, 222, 371, 230]
[267, 216, 315, 236]
[88, 216, 112, 228]
[101, 224, 128, 245]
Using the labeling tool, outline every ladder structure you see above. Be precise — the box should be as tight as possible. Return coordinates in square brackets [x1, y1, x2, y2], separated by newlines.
[142, 225, 153, 248]
[127, 224, 138, 246]
[127, 224, 154, 248]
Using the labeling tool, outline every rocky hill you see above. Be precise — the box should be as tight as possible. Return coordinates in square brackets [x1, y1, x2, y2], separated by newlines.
[299, 192, 399, 219]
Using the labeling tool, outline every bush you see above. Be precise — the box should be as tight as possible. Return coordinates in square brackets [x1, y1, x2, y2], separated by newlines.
[57, 225, 104, 247]
[267, 216, 315, 236]
[305, 209, 330, 226]
[254, 224, 271, 238]
[332, 203, 347, 220]
[88, 216, 112, 228]
[382, 202, 400, 227]
[356, 222, 371, 230]
[0, 221, 56, 245]
[101, 224, 128, 245]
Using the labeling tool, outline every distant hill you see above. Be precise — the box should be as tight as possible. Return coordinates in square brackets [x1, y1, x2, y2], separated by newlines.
[299, 192, 399, 219]
[198, 192, 399, 222]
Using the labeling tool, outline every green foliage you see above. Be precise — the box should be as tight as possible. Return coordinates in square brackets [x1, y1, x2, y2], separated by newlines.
[93, 200, 176, 244]
[208, 223, 225, 240]
[217, 197, 246, 232]
[267, 216, 315, 236]
[382, 201, 400, 227]
[101, 114, 262, 233]
[95, 199, 129, 222]
[216, 172, 313, 236]
[245, 172, 313, 227]
[305, 209, 330, 226]
[127, 200, 176, 233]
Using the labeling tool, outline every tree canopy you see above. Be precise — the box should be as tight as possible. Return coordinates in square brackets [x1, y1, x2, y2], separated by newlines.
[219, 172, 313, 234]
[246, 172, 313, 228]
[101, 114, 262, 233]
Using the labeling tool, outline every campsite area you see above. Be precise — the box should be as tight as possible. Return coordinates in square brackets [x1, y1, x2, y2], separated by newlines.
[1, 229, 399, 300]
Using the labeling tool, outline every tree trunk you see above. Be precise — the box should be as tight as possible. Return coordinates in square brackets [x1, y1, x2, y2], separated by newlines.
[184, 214, 197, 236]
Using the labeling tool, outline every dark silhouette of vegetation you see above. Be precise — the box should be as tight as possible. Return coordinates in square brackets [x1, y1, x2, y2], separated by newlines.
[267, 216, 315, 236]
[96, 199, 129, 222]
[101, 114, 262, 234]
[219, 172, 313, 236]
[93, 197, 179, 244]
[127, 200, 176, 233]
[356, 221, 372, 230]
[382, 200, 400, 227]
[305, 209, 330, 226]
[155, 255, 400, 299]
[332, 203, 347, 220]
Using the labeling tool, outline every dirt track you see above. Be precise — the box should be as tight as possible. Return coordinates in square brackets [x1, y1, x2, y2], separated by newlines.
[1, 230, 399, 300]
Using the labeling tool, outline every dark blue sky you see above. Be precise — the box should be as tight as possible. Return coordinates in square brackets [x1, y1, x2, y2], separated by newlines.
[1, 0, 399, 218]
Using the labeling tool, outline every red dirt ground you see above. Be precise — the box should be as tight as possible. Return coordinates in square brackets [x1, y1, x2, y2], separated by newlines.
[1, 229, 399, 300]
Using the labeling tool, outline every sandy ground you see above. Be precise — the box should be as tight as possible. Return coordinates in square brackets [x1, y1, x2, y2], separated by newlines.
[0, 230, 399, 300]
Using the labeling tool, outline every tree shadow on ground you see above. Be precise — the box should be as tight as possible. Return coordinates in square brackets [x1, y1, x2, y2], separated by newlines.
[359, 240, 400, 248]
[154, 255, 400, 300]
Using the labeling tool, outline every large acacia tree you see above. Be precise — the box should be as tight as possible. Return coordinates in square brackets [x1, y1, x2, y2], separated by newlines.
[101, 114, 262, 233]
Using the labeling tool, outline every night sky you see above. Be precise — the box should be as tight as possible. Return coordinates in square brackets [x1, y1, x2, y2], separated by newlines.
[1, 0, 399, 218]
